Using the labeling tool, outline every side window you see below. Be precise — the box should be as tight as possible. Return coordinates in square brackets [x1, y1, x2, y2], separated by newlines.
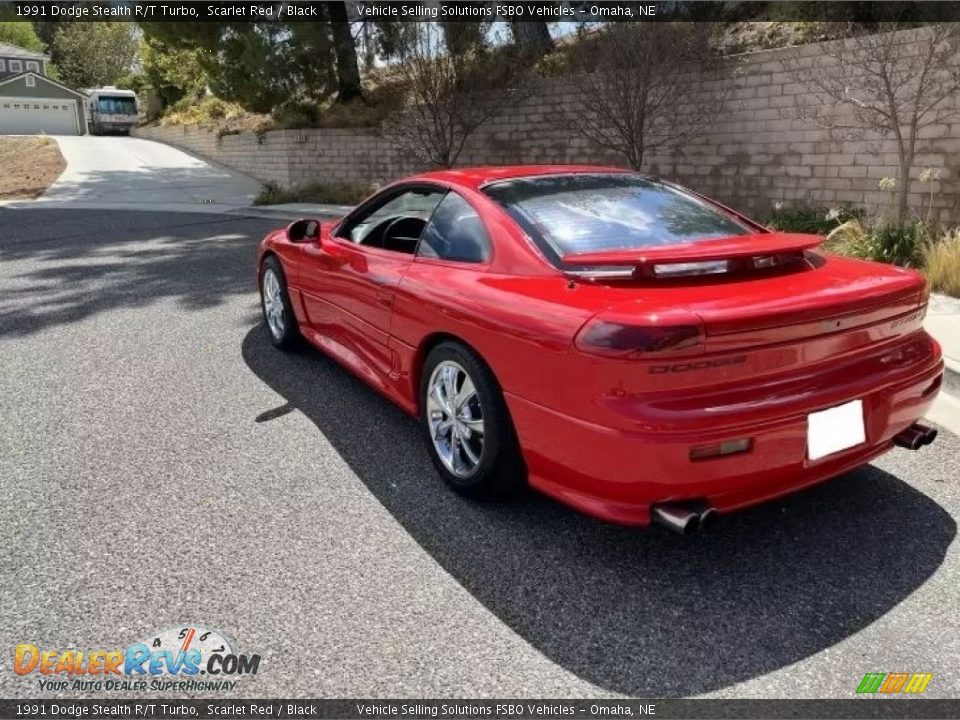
[418, 193, 491, 263]
[9, 59, 22, 73]
[26, 61, 39, 72]
[337, 187, 444, 255]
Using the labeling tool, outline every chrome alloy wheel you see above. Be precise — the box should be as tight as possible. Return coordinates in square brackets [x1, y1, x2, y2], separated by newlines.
[426, 360, 485, 478]
[262, 268, 285, 339]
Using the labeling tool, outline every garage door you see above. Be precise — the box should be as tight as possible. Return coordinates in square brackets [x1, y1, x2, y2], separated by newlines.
[0, 97, 79, 135]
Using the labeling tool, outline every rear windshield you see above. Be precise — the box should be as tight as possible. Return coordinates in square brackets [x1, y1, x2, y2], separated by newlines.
[482, 174, 752, 263]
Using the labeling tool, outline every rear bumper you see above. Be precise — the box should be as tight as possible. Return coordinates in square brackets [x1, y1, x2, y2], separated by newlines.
[506, 356, 944, 527]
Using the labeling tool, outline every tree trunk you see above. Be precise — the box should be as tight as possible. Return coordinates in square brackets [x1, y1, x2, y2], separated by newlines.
[511, 21, 554, 58]
[328, 1, 362, 103]
[896, 146, 914, 224]
[894, 129, 918, 224]
[896, 167, 909, 224]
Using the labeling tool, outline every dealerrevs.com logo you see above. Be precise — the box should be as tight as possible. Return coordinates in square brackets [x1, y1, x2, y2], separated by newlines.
[13, 626, 261, 693]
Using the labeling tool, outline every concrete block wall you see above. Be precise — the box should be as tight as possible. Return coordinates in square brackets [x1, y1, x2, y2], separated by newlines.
[132, 123, 411, 186]
[134, 27, 960, 221]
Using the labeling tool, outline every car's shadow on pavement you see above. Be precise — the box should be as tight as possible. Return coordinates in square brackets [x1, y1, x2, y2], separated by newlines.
[242, 324, 956, 697]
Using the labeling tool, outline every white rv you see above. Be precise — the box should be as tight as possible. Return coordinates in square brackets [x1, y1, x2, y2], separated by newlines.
[85, 87, 138, 135]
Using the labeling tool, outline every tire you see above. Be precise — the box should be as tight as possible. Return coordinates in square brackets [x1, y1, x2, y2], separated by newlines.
[420, 341, 526, 498]
[259, 256, 300, 350]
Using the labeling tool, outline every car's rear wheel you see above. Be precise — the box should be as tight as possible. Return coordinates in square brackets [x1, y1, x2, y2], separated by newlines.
[260, 256, 299, 349]
[420, 341, 525, 498]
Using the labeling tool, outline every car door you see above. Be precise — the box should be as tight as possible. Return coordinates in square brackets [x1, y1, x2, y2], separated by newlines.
[390, 190, 495, 355]
[298, 184, 446, 385]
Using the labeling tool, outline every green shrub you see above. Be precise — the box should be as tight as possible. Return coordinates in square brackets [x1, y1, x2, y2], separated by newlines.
[255, 181, 284, 205]
[272, 100, 319, 129]
[254, 181, 374, 207]
[769, 203, 958, 298]
[824, 219, 929, 267]
[765, 204, 864, 235]
[868, 222, 927, 267]
[205, 99, 228, 120]
[160, 97, 247, 126]
[265, 77, 409, 131]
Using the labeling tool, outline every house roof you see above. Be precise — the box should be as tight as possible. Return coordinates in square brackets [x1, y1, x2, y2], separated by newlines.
[0, 72, 86, 98]
[0, 42, 48, 61]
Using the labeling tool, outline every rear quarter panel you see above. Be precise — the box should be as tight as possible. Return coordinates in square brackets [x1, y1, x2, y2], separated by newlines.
[389, 267, 604, 411]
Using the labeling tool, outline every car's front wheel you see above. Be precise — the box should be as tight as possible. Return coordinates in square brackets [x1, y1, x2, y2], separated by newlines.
[259, 256, 300, 349]
[420, 341, 526, 498]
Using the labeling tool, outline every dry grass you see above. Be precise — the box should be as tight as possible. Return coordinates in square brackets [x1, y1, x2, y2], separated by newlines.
[0, 136, 66, 200]
[923, 231, 960, 297]
[148, 97, 271, 138]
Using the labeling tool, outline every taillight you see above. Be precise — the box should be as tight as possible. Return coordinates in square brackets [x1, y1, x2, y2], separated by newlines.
[750, 252, 803, 269]
[919, 281, 931, 308]
[575, 310, 705, 358]
[653, 261, 729, 277]
[640, 253, 805, 278]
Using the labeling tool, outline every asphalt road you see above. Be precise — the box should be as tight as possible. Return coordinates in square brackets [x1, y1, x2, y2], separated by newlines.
[1, 208, 958, 699]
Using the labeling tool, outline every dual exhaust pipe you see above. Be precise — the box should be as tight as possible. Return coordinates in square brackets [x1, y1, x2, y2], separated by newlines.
[654, 422, 939, 534]
[652, 501, 718, 535]
[892, 422, 938, 451]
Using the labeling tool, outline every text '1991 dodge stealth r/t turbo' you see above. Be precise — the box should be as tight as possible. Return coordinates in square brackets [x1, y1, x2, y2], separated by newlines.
[257, 166, 943, 533]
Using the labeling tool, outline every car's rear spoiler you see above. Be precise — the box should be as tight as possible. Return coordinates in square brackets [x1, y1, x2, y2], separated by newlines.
[561, 233, 824, 267]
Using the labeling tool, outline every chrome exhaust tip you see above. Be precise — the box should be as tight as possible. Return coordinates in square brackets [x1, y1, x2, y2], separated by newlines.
[893, 423, 938, 450]
[652, 502, 719, 534]
[698, 507, 719, 530]
[652, 503, 701, 535]
[897, 429, 925, 450]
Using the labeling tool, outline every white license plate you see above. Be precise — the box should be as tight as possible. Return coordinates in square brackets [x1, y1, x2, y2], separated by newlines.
[807, 399, 866, 461]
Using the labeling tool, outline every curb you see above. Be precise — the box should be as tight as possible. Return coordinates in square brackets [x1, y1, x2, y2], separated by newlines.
[943, 357, 960, 400]
[240, 203, 352, 221]
[925, 293, 960, 404]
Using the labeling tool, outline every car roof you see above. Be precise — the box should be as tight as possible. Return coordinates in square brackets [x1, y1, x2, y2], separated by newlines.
[407, 165, 632, 190]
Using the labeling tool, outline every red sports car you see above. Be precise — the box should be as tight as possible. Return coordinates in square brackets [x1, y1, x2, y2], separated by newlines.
[257, 166, 943, 533]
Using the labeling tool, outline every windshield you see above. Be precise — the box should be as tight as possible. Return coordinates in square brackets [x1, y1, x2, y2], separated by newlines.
[96, 96, 137, 115]
[482, 173, 752, 263]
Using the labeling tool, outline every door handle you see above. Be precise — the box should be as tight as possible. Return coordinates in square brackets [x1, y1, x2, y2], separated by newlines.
[376, 292, 393, 307]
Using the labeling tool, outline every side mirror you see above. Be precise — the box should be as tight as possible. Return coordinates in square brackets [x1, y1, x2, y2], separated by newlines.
[287, 219, 320, 243]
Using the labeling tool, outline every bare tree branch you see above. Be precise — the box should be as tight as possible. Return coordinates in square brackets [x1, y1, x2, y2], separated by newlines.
[556, 23, 735, 171]
[382, 23, 506, 169]
[786, 23, 960, 221]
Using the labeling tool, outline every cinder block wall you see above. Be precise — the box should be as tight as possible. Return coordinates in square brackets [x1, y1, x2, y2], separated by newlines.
[134, 27, 960, 220]
[132, 124, 411, 186]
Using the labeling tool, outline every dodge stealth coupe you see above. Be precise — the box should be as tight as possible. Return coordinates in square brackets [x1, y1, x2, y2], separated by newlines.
[257, 166, 943, 533]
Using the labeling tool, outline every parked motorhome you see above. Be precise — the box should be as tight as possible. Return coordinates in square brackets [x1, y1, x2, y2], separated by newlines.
[85, 87, 138, 135]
